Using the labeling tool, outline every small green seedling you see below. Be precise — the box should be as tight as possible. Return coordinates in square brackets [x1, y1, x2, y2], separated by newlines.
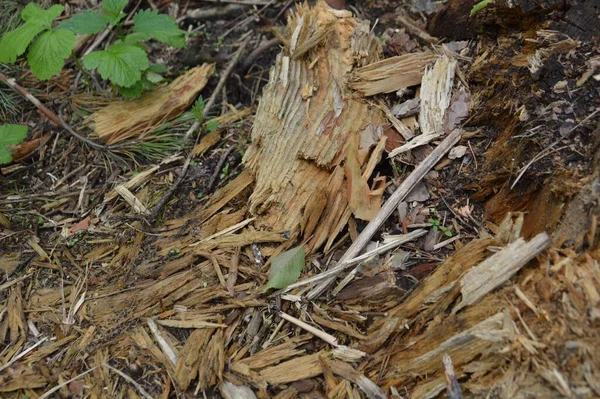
[0, 124, 28, 164]
[191, 96, 219, 131]
[428, 218, 453, 237]
[220, 162, 230, 180]
[0, 1, 186, 97]
[470, 0, 494, 16]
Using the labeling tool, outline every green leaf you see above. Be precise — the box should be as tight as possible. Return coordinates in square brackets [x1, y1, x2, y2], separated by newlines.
[27, 29, 75, 80]
[145, 71, 163, 83]
[263, 246, 305, 292]
[83, 42, 149, 87]
[141, 77, 154, 89]
[102, 0, 128, 25]
[191, 97, 205, 121]
[21, 4, 64, 28]
[0, 124, 28, 164]
[470, 0, 493, 16]
[444, 230, 453, 237]
[206, 120, 219, 132]
[147, 64, 168, 73]
[58, 11, 109, 34]
[123, 32, 150, 44]
[0, 23, 46, 63]
[0, 3, 66, 64]
[132, 9, 186, 48]
[118, 80, 144, 98]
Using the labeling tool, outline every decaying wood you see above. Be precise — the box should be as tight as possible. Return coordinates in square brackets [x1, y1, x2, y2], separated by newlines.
[86, 64, 215, 144]
[419, 54, 457, 135]
[242, 2, 387, 251]
[455, 232, 551, 311]
[349, 52, 436, 96]
[114, 185, 150, 215]
[5, 2, 600, 399]
[308, 129, 462, 299]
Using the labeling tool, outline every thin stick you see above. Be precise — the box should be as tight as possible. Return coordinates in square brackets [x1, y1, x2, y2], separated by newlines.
[197, 251, 228, 289]
[227, 247, 241, 296]
[242, 37, 282, 71]
[106, 364, 154, 399]
[0, 72, 111, 152]
[279, 311, 338, 347]
[432, 234, 461, 250]
[307, 129, 462, 299]
[0, 274, 31, 293]
[190, 217, 256, 246]
[38, 366, 99, 399]
[147, 318, 178, 365]
[443, 355, 463, 399]
[207, 146, 234, 192]
[283, 229, 426, 292]
[0, 337, 47, 372]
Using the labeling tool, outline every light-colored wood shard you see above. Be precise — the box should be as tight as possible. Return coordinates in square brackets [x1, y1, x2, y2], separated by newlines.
[419, 54, 457, 135]
[86, 63, 215, 144]
[388, 132, 444, 158]
[259, 352, 324, 385]
[175, 329, 214, 390]
[104, 165, 159, 203]
[455, 232, 552, 311]
[220, 381, 258, 399]
[115, 185, 150, 215]
[349, 52, 436, 96]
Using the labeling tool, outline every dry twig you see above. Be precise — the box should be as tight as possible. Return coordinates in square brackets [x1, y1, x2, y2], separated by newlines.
[307, 129, 462, 299]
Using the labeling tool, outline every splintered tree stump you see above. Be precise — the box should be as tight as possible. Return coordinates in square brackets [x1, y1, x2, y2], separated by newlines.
[243, 1, 388, 251]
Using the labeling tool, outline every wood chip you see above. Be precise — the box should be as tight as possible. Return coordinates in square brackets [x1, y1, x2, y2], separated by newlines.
[350, 52, 436, 96]
[455, 232, 551, 311]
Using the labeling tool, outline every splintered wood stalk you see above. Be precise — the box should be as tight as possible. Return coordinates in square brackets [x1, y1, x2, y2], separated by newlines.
[242, 2, 386, 252]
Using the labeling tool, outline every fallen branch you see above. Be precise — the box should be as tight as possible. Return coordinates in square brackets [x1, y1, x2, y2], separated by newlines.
[307, 129, 462, 299]
[0, 72, 110, 152]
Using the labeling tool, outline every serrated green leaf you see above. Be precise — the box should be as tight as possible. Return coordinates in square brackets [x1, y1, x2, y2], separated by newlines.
[21, 4, 64, 28]
[0, 3, 67, 64]
[263, 246, 305, 292]
[132, 9, 186, 48]
[145, 71, 163, 83]
[0, 23, 46, 63]
[0, 124, 28, 164]
[206, 120, 219, 132]
[118, 80, 144, 98]
[191, 97, 205, 121]
[123, 32, 149, 44]
[27, 29, 75, 80]
[83, 42, 148, 87]
[58, 11, 109, 34]
[102, 0, 128, 25]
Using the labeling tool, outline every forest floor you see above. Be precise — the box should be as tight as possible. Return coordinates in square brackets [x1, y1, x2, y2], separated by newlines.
[0, 0, 599, 398]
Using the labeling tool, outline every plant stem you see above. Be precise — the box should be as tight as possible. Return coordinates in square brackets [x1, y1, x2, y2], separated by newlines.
[71, 51, 93, 90]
